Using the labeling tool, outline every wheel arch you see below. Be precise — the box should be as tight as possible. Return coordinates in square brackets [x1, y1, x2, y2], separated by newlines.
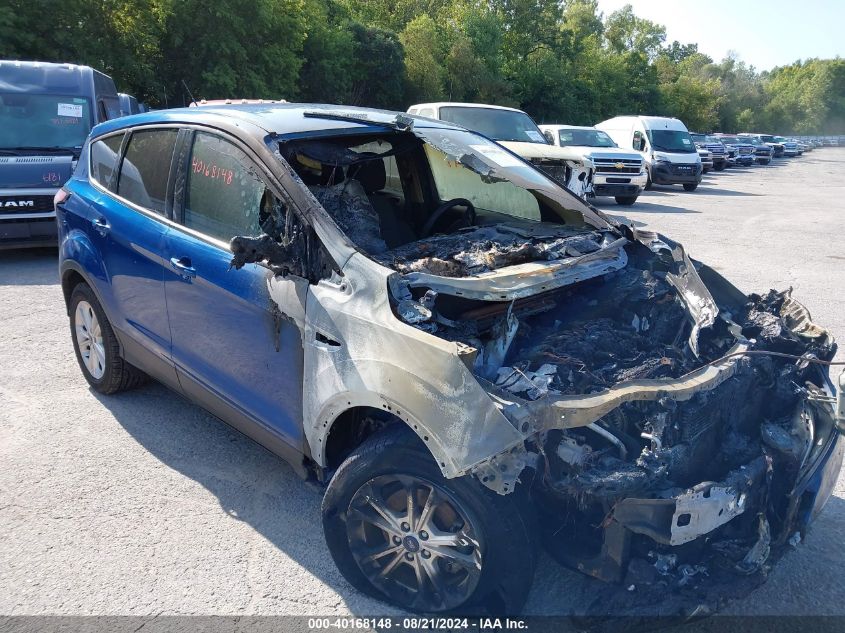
[313, 393, 454, 478]
[60, 260, 122, 356]
[59, 229, 110, 315]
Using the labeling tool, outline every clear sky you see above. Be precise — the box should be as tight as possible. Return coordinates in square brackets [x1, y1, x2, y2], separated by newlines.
[595, 0, 844, 70]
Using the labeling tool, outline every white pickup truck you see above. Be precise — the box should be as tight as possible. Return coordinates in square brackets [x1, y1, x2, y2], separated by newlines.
[407, 102, 594, 199]
[539, 124, 647, 205]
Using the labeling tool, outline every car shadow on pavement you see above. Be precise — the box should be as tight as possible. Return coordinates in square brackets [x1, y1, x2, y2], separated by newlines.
[697, 188, 758, 197]
[92, 382, 402, 616]
[612, 201, 701, 214]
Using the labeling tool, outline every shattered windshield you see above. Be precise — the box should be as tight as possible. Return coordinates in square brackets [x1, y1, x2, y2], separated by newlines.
[438, 107, 549, 144]
[647, 130, 697, 153]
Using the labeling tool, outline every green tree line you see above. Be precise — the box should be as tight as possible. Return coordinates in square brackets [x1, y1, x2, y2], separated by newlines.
[1, 0, 842, 133]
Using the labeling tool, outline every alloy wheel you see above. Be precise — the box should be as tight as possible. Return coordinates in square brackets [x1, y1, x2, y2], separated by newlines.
[74, 300, 106, 380]
[346, 474, 483, 611]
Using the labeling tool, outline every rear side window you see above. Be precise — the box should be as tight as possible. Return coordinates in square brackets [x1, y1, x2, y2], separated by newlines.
[183, 132, 267, 241]
[117, 129, 177, 214]
[90, 134, 124, 191]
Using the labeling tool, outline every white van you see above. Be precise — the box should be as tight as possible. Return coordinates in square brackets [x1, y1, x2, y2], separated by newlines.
[407, 102, 594, 199]
[595, 116, 703, 191]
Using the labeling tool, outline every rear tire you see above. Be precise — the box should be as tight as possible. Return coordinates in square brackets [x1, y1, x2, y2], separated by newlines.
[715, 163, 725, 171]
[614, 196, 638, 206]
[683, 183, 699, 191]
[69, 282, 148, 394]
[322, 425, 537, 615]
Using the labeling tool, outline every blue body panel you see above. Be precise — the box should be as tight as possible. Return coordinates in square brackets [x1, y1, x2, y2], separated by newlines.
[163, 228, 304, 447]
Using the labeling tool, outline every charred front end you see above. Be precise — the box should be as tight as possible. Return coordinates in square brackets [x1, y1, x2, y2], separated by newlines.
[388, 227, 841, 595]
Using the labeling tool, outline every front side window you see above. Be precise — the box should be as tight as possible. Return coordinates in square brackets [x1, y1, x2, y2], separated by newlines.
[0, 93, 92, 150]
[184, 132, 269, 242]
[99, 97, 121, 122]
[90, 134, 124, 191]
[117, 129, 177, 214]
[633, 131, 646, 151]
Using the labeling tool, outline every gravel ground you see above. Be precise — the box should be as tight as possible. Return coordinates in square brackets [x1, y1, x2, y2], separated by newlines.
[0, 148, 843, 617]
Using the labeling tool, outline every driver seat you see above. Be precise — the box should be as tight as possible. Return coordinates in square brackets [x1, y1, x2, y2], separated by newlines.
[349, 159, 417, 249]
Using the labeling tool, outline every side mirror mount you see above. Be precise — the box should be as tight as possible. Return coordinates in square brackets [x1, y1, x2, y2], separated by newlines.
[543, 130, 555, 144]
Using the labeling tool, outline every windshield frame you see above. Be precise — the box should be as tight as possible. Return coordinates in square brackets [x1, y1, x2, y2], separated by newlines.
[273, 124, 613, 256]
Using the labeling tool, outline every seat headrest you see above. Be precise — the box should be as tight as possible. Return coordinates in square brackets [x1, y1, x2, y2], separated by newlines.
[350, 158, 386, 194]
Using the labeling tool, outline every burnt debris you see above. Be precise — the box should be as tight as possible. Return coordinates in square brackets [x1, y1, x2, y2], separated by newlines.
[376, 224, 605, 277]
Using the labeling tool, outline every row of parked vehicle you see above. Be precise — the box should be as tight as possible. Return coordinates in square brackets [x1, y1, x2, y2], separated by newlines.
[407, 102, 837, 209]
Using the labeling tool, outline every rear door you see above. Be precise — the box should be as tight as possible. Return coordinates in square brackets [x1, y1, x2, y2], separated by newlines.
[85, 127, 180, 387]
[163, 128, 305, 450]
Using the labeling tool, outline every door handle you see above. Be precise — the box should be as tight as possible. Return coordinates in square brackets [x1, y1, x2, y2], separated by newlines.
[170, 256, 196, 281]
[91, 216, 110, 236]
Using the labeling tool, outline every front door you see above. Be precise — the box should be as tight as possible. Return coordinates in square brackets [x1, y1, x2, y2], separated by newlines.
[163, 130, 305, 450]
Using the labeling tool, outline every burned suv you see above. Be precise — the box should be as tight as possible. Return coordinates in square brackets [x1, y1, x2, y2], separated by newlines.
[59, 105, 843, 616]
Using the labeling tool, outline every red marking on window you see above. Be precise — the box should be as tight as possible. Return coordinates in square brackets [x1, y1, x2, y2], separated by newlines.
[192, 157, 233, 185]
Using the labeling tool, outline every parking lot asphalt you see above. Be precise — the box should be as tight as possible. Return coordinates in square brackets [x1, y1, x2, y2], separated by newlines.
[1, 148, 843, 617]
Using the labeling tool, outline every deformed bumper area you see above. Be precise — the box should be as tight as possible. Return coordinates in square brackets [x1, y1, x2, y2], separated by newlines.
[442, 234, 842, 616]
[538, 412, 842, 618]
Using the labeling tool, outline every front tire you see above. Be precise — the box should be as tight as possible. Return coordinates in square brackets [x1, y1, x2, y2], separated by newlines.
[322, 426, 537, 615]
[614, 195, 638, 206]
[683, 183, 699, 191]
[69, 282, 147, 394]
